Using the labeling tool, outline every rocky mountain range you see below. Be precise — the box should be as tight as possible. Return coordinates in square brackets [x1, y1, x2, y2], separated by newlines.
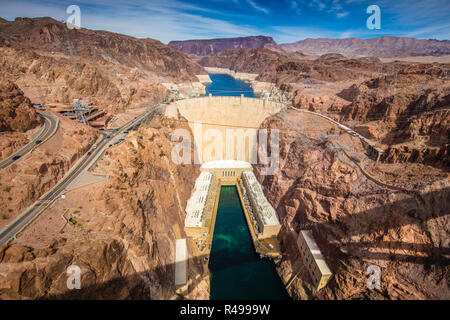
[172, 35, 450, 59]
[0, 80, 42, 160]
[0, 17, 206, 113]
[280, 36, 450, 57]
[169, 35, 282, 58]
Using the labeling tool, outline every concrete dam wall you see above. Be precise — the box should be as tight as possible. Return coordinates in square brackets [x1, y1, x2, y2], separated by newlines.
[164, 96, 284, 163]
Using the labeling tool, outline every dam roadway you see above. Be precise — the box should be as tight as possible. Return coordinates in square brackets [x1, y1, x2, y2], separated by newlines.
[0, 105, 158, 245]
[0, 111, 59, 169]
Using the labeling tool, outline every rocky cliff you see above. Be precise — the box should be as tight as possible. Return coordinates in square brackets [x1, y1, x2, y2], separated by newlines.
[339, 64, 449, 168]
[0, 80, 42, 160]
[0, 80, 40, 132]
[199, 48, 381, 83]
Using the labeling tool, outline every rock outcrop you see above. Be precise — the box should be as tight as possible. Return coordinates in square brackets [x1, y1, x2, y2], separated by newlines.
[0, 80, 40, 132]
[198, 48, 285, 74]
[0, 80, 42, 161]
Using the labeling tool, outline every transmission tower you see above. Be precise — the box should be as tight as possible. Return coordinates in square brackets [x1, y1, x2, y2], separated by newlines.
[73, 99, 91, 125]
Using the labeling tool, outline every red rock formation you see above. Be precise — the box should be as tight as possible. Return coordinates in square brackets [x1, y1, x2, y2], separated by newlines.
[0, 80, 42, 161]
[199, 48, 285, 74]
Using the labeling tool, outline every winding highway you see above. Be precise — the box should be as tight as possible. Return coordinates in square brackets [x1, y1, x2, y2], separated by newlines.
[0, 105, 159, 245]
[0, 111, 59, 169]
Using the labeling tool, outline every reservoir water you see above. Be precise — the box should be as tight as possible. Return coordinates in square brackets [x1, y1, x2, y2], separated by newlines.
[205, 73, 256, 97]
[206, 73, 290, 300]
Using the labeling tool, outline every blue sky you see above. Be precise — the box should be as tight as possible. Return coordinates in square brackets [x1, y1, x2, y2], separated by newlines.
[0, 0, 449, 43]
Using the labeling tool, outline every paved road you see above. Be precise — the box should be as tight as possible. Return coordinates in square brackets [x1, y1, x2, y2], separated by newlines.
[0, 111, 59, 169]
[0, 106, 158, 245]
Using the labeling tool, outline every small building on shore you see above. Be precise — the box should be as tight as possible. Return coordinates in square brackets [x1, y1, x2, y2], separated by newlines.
[297, 230, 332, 291]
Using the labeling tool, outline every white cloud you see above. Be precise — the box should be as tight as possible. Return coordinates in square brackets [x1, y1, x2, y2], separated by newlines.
[336, 11, 349, 18]
[245, 0, 269, 14]
[310, 0, 327, 10]
[295, 0, 350, 18]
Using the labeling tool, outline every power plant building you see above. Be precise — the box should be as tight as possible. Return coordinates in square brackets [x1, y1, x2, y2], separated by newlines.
[241, 171, 281, 238]
[185, 172, 215, 237]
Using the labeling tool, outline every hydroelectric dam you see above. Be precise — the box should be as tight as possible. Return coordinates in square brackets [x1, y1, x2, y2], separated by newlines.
[166, 74, 289, 300]
[168, 74, 342, 299]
